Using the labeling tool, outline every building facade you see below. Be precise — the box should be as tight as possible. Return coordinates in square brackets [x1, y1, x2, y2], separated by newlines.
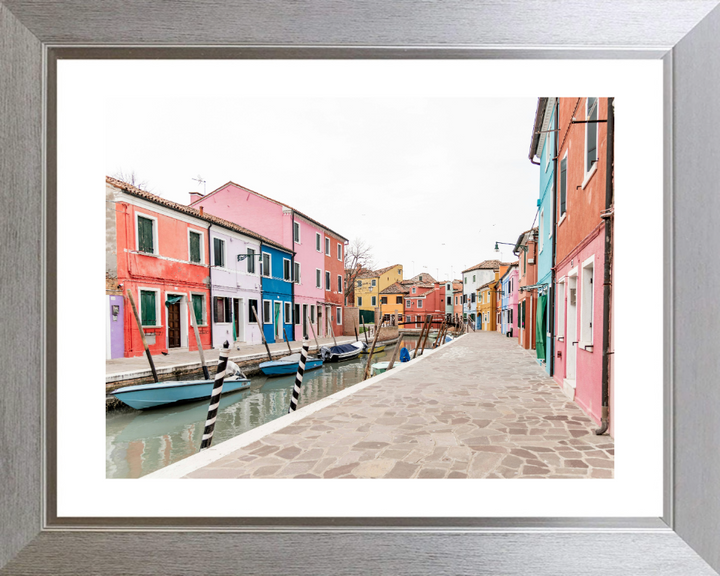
[529, 97, 558, 373]
[462, 260, 504, 328]
[552, 97, 613, 431]
[380, 282, 408, 325]
[516, 228, 538, 351]
[500, 264, 519, 336]
[260, 243, 295, 344]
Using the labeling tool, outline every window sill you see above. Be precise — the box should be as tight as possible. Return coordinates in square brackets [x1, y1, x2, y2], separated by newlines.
[580, 342, 594, 351]
[557, 336, 564, 342]
[142, 325, 163, 330]
[581, 163, 598, 190]
[558, 213, 567, 227]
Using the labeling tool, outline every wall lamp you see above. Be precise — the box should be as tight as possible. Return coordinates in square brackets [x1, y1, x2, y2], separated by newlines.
[494, 241, 528, 253]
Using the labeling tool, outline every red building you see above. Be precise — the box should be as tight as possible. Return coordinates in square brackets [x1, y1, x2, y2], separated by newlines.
[553, 97, 614, 434]
[401, 273, 446, 329]
[107, 177, 212, 358]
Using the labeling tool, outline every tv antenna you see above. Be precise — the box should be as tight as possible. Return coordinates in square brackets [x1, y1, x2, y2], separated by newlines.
[192, 175, 207, 195]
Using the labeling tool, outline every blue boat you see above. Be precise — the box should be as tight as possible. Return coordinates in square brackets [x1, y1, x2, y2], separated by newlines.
[259, 353, 324, 377]
[111, 377, 251, 410]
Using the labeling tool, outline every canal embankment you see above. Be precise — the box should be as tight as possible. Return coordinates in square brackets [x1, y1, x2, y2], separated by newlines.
[106, 333, 401, 411]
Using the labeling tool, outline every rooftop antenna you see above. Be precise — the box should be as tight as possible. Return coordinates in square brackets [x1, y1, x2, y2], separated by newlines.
[192, 175, 207, 195]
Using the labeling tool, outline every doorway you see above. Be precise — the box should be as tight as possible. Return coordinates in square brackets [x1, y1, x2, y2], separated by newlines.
[274, 301, 282, 341]
[167, 302, 181, 348]
[233, 298, 243, 342]
[566, 274, 578, 384]
[302, 304, 308, 339]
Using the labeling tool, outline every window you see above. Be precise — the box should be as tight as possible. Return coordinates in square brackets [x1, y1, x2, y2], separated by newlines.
[381, 296, 387, 305]
[463, 294, 467, 304]
[294, 262, 301, 284]
[248, 299, 259, 323]
[316, 232, 321, 252]
[326, 271, 331, 291]
[464, 277, 467, 284]
[419, 275, 423, 282]
[283, 259, 292, 281]
[557, 281, 565, 337]
[473, 274, 476, 283]
[455, 296, 458, 305]
[471, 293, 476, 303]
[337, 243, 342, 261]
[358, 297, 363, 306]
[191, 294, 205, 325]
[581, 260, 595, 345]
[337, 275, 343, 293]
[336, 307, 342, 325]
[139, 290, 157, 326]
[294, 304, 301, 325]
[246, 248, 256, 273]
[213, 237, 225, 267]
[406, 299, 411, 308]
[447, 296, 451, 305]
[188, 230, 202, 263]
[398, 314, 403, 323]
[325, 237, 330, 255]
[294, 221, 300, 243]
[412, 287, 416, 294]
[417, 300, 423, 308]
[396, 296, 403, 304]
[357, 280, 362, 287]
[137, 215, 156, 254]
[285, 302, 292, 323]
[263, 300, 272, 324]
[371, 279, 376, 287]
[310, 305, 315, 323]
[371, 296, 376, 306]
[214, 296, 233, 323]
[262, 252, 271, 277]
[586, 97, 598, 173]
[560, 155, 567, 216]
[316, 269, 322, 289]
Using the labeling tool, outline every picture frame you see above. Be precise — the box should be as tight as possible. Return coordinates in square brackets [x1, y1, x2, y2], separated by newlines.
[2, 1, 720, 573]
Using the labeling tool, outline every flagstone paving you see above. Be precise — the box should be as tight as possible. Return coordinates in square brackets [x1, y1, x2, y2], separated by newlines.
[184, 331, 614, 479]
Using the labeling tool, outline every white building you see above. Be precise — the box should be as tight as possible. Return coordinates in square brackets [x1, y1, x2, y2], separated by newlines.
[461, 260, 506, 328]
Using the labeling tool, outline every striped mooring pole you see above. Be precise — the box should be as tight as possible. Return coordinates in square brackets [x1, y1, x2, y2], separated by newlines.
[288, 339, 310, 413]
[199, 340, 230, 451]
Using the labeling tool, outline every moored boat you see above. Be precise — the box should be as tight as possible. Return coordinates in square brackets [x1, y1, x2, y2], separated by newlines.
[319, 341, 367, 362]
[259, 353, 323, 376]
[111, 377, 251, 410]
[360, 344, 386, 355]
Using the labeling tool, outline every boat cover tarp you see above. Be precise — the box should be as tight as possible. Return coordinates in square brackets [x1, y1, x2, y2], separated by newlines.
[319, 342, 363, 361]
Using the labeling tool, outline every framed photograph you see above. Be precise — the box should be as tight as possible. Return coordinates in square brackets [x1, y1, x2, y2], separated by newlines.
[2, 1, 720, 574]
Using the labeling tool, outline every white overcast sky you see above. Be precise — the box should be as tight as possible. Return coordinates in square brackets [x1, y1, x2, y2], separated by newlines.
[106, 68, 541, 281]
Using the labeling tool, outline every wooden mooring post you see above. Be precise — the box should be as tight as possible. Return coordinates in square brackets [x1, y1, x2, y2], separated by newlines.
[413, 315, 431, 359]
[387, 337, 403, 371]
[362, 319, 384, 381]
[250, 304, 273, 361]
[199, 340, 230, 450]
[308, 320, 321, 353]
[126, 289, 159, 383]
[189, 301, 210, 380]
[288, 339, 310, 412]
[282, 326, 293, 354]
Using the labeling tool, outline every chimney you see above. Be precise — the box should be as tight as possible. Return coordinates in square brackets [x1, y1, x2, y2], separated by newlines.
[189, 191, 204, 204]
[199, 206, 204, 216]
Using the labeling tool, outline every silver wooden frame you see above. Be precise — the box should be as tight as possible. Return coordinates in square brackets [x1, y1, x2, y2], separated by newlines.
[2, 1, 720, 574]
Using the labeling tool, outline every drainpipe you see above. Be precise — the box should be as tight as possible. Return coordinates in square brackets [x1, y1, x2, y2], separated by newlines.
[206, 221, 214, 349]
[291, 210, 296, 342]
[596, 97, 614, 436]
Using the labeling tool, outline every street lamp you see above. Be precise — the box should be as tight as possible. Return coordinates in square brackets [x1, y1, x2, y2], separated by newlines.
[494, 241, 528, 253]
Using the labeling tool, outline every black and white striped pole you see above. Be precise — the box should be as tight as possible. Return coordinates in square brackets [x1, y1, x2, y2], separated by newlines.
[288, 338, 309, 413]
[199, 340, 230, 451]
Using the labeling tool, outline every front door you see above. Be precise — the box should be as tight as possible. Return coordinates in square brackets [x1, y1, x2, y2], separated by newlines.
[274, 302, 282, 340]
[566, 275, 578, 382]
[168, 302, 181, 348]
[302, 304, 308, 339]
[317, 306, 323, 338]
[233, 298, 242, 342]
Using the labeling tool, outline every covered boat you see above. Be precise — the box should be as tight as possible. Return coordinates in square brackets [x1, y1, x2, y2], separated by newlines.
[319, 341, 366, 362]
[360, 344, 385, 355]
[111, 377, 251, 410]
[259, 353, 323, 376]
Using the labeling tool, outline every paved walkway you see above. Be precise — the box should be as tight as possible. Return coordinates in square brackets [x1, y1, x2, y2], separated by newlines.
[180, 331, 614, 479]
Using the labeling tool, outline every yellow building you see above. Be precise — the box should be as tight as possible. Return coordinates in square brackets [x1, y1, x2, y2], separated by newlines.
[354, 263, 404, 323]
[380, 282, 408, 325]
[477, 265, 510, 331]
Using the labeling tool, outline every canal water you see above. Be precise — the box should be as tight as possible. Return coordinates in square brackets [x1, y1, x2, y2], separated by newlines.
[106, 339, 424, 478]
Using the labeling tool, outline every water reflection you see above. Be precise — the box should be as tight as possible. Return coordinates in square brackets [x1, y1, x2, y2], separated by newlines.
[106, 341, 422, 478]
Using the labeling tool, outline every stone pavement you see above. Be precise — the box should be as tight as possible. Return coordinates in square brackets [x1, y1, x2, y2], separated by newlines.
[183, 331, 614, 479]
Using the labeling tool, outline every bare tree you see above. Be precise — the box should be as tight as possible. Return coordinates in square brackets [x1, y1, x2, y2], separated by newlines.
[111, 169, 153, 193]
[344, 237, 375, 306]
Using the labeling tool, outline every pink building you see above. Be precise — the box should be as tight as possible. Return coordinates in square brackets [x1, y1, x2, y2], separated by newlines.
[189, 182, 347, 341]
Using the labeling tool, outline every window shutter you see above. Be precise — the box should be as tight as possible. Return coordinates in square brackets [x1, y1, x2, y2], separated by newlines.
[560, 157, 567, 214]
[189, 232, 201, 263]
[586, 97, 598, 168]
[138, 217, 154, 253]
[140, 291, 156, 325]
[192, 294, 203, 324]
